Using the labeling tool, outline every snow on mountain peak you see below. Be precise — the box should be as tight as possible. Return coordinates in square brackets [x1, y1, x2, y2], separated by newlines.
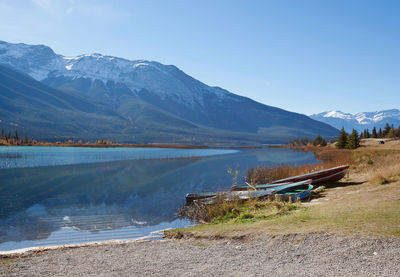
[0, 41, 229, 105]
[323, 111, 353, 119]
[0, 41, 55, 59]
[311, 109, 400, 132]
[133, 62, 150, 68]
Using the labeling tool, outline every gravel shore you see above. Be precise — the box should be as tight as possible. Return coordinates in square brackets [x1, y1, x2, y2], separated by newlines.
[2, 232, 400, 276]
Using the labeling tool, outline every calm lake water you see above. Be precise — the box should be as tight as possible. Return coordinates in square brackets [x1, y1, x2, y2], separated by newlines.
[0, 146, 317, 252]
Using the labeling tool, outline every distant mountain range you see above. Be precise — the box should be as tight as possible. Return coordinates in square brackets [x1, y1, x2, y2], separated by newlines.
[0, 40, 338, 144]
[310, 110, 400, 133]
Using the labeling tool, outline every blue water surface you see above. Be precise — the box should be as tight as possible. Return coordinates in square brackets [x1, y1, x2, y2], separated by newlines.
[0, 146, 238, 169]
[0, 146, 317, 252]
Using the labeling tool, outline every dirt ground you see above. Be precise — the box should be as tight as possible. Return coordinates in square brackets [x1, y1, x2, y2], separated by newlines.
[2, 232, 400, 277]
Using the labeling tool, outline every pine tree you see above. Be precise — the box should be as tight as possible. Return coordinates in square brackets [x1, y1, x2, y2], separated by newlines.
[378, 128, 383, 138]
[336, 127, 348, 149]
[313, 135, 323, 146]
[372, 127, 377, 138]
[388, 128, 396, 138]
[361, 129, 370, 139]
[347, 129, 360, 149]
[383, 123, 391, 137]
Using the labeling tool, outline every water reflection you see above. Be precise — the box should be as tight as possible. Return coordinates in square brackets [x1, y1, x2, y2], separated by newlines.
[0, 148, 317, 251]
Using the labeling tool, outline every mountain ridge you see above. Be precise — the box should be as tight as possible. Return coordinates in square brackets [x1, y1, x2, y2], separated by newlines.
[310, 109, 400, 132]
[0, 40, 338, 143]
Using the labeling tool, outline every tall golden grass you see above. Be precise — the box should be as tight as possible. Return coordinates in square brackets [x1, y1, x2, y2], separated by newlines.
[246, 147, 354, 185]
[354, 149, 400, 185]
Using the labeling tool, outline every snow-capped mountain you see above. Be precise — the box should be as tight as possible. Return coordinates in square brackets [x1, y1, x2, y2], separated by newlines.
[0, 40, 338, 143]
[0, 41, 225, 106]
[310, 110, 400, 132]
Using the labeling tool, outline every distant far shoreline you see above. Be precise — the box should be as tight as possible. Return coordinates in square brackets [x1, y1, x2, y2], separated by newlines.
[0, 142, 262, 150]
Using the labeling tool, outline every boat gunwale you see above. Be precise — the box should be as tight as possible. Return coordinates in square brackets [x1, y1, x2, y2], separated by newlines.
[269, 165, 349, 184]
[192, 180, 313, 204]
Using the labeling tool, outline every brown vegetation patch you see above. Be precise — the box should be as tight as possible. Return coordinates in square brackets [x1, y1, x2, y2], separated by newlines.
[177, 198, 301, 225]
[247, 147, 353, 185]
[353, 148, 400, 185]
[171, 140, 400, 239]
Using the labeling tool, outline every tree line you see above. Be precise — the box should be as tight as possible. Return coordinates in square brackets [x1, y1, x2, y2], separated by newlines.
[288, 122, 399, 150]
[1, 128, 118, 146]
[287, 135, 328, 147]
[336, 128, 360, 149]
[0, 129, 30, 145]
[359, 123, 400, 139]
[336, 123, 400, 149]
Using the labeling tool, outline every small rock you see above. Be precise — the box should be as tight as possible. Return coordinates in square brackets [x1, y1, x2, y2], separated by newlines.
[373, 252, 378, 256]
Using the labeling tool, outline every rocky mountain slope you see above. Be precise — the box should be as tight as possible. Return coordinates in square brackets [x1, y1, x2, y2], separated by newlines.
[0, 41, 338, 143]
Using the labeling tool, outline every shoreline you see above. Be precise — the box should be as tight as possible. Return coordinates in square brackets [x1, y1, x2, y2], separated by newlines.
[1, 139, 399, 275]
[0, 143, 263, 149]
[0, 229, 167, 258]
[165, 138, 400, 240]
[3, 232, 400, 276]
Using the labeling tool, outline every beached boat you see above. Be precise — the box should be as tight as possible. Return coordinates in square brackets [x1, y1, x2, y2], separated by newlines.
[231, 165, 349, 191]
[230, 181, 292, 191]
[193, 190, 276, 205]
[190, 180, 313, 205]
[185, 191, 219, 204]
[272, 183, 313, 202]
[187, 180, 310, 204]
[271, 165, 349, 185]
[185, 188, 283, 205]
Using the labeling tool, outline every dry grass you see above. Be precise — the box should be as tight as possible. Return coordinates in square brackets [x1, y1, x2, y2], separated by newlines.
[353, 148, 400, 185]
[247, 147, 353, 184]
[167, 200, 301, 239]
[167, 139, 400, 239]
[177, 199, 301, 225]
[170, 180, 400, 239]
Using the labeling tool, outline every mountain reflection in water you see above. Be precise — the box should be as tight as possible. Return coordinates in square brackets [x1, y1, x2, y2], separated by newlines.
[0, 148, 317, 251]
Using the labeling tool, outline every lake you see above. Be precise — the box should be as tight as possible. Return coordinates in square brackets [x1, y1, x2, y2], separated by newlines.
[0, 146, 317, 252]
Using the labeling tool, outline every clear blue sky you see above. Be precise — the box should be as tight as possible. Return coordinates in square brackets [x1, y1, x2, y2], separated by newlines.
[0, 0, 399, 115]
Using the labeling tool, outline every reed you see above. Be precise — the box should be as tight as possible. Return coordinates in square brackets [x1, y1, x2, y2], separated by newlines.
[178, 198, 300, 224]
[246, 147, 354, 185]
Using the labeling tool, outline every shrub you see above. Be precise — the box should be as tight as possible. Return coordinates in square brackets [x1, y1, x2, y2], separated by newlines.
[313, 186, 326, 193]
[313, 135, 327, 147]
[178, 199, 300, 224]
[372, 175, 389, 185]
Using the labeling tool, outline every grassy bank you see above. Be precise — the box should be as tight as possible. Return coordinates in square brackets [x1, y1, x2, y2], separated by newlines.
[165, 139, 400, 239]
